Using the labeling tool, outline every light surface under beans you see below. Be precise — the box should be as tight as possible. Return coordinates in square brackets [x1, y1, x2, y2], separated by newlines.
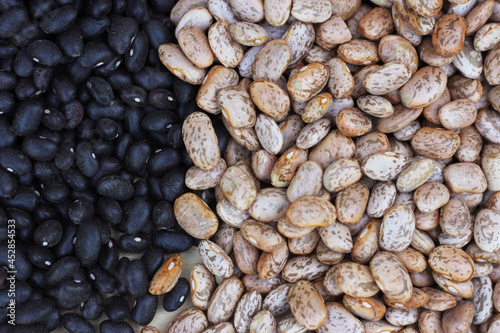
[160, 0, 500, 331]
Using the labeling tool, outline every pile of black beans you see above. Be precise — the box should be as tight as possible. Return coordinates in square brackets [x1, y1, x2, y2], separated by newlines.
[0, 1, 229, 332]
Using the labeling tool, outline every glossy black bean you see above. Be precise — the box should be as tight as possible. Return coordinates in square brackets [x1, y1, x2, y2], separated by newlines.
[0, 186, 39, 212]
[32, 65, 55, 94]
[87, 0, 112, 16]
[95, 118, 118, 140]
[0, 39, 17, 59]
[78, 41, 115, 69]
[86, 99, 126, 121]
[54, 221, 77, 258]
[126, 0, 148, 23]
[62, 313, 95, 333]
[166, 124, 183, 149]
[119, 84, 146, 107]
[119, 196, 149, 233]
[87, 76, 113, 106]
[29, 0, 56, 19]
[117, 233, 151, 254]
[12, 22, 43, 48]
[125, 30, 148, 73]
[6, 207, 32, 230]
[37, 127, 62, 145]
[32, 205, 57, 225]
[14, 77, 37, 100]
[31, 161, 57, 181]
[75, 141, 99, 177]
[0, 5, 29, 38]
[68, 199, 94, 226]
[93, 55, 123, 77]
[162, 277, 189, 312]
[0, 117, 16, 148]
[41, 177, 70, 203]
[21, 135, 59, 162]
[52, 72, 77, 103]
[63, 169, 89, 193]
[103, 295, 130, 322]
[114, 256, 129, 296]
[40, 5, 78, 34]
[97, 197, 122, 225]
[45, 256, 80, 286]
[62, 99, 84, 129]
[47, 280, 91, 310]
[96, 175, 134, 201]
[91, 138, 114, 157]
[81, 288, 103, 320]
[0, 91, 15, 117]
[123, 259, 148, 298]
[27, 40, 63, 67]
[143, 19, 173, 50]
[78, 15, 110, 40]
[100, 320, 134, 333]
[75, 219, 101, 266]
[130, 292, 158, 326]
[34, 219, 63, 248]
[108, 17, 139, 55]
[141, 110, 177, 133]
[54, 143, 75, 171]
[16, 298, 55, 325]
[66, 60, 92, 84]
[152, 229, 194, 253]
[14, 49, 34, 78]
[148, 90, 176, 112]
[124, 141, 150, 174]
[40, 302, 61, 331]
[152, 200, 175, 229]
[76, 119, 96, 141]
[87, 264, 116, 294]
[122, 108, 144, 141]
[16, 172, 35, 187]
[0, 71, 17, 90]
[27, 244, 55, 269]
[160, 167, 187, 202]
[99, 239, 119, 271]
[133, 66, 173, 91]
[72, 266, 89, 285]
[0, 167, 17, 198]
[140, 247, 164, 279]
[42, 108, 65, 132]
[57, 24, 84, 58]
[11, 99, 44, 137]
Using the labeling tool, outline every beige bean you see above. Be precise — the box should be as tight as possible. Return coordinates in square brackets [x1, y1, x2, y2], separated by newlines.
[315, 15, 352, 50]
[343, 295, 386, 321]
[444, 162, 487, 194]
[336, 107, 372, 137]
[249, 79, 290, 119]
[362, 152, 410, 181]
[323, 157, 362, 192]
[174, 193, 219, 239]
[208, 277, 245, 324]
[166, 308, 209, 333]
[377, 104, 423, 133]
[183, 112, 221, 170]
[319, 221, 353, 253]
[252, 39, 291, 83]
[282, 254, 330, 282]
[191, 263, 216, 310]
[393, 0, 435, 35]
[440, 197, 471, 237]
[290, 0, 332, 23]
[301, 92, 333, 123]
[338, 39, 380, 65]
[177, 26, 214, 68]
[442, 301, 475, 333]
[282, 21, 316, 67]
[474, 208, 500, 252]
[396, 158, 434, 192]
[185, 158, 227, 190]
[352, 219, 381, 264]
[197, 66, 239, 114]
[429, 245, 476, 282]
[158, 43, 208, 84]
[335, 262, 380, 297]
[199, 240, 234, 278]
[287, 280, 328, 330]
[370, 251, 413, 303]
[249, 188, 290, 222]
[411, 127, 461, 160]
[220, 165, 257, 210]
[400, 66, 448, 108]
[218, 86, 256, 129]
[320, 302, 365, 332]
[150, 254, 183, 295]
[287, 196, 336, 228]
[336, 182, 369, 225]
[310, 130, 356, 170]
[287, 62, 329, 102]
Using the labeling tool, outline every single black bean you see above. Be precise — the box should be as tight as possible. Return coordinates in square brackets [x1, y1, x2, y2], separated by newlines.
[126, 0, 148, 24]
[32, 205, 58, 225]
[91, 138, 115, 158]
[123, 259, 148, 298]
[75, 141, 99, 178]
[0, 91, 15, 117]
[114, 256, 129, 296]
[11, 99, 44, 137]
[86, 99, 126, 121]
[68, 198, 95, 225]
[57, 24, 84, 58]
[28, 268, 48, 290]
[149, 89, 177, 110]
[16, 298, 55, 325]
[134, 178, 149, 197]
[152, 200, 175, 229]
[40, 5, 78, 34]
[130, 292, 158, 326]
[41, 177, 70, 203]
[34, 219, 63, 248]
[103, 295, 130, 322]
[0, 117, 16, 148]
[125, 30, 148, 73]
[167, 124, 183, 149]
[99, 320, 134, 333]
[54, 221, 78, 258]
[54, 143, 75, 171]
[96, 175, 134, 201]
[123, 107, 146, 141]
[27, 244, 55, 269]
[66, 60, 92, 84]
[52, 72, 77, 103]
[160, 167, 187, 202]
[6, 207, 32, 229]
[96, 118, 119, 140]
[108, 17, 139, 55]
[0, 5, 29, 38]
[42, 108, 66, 132]
[0, 167, 17, 198]
[47, 280, 91, 310]
[125, 141, 151, 174]
[13, 49, 35, 78]
[87, 76, 114, 106]
[150, 0, 176, 14]
[213, 118, 231, 153]
[117, 233, 151, 254]
[153, 229, 194, 253]
[63, 168, 90, 193]
[32, 65, 55, 94]
[78, 15, 110, 40]
[46, 256, 80, 286]
[141, 247, 164, 279]
[120, 196, 150, 234]
[0, 71, 17, 90]
[41, 304, 61, 331]
[120, 84, 147, 107]
[94, 217, 111, 244]
[88, 264, 116, 294]
[17, 171, 35, 187]
[21, 135, 59, 162]
[163, 277, 190, 312]
[75, 219, 101, 266]
[99, 239, 119, 271]
[143, 19, 173, 50]
[81, 288, 104, 320]
[133, 65, 173, 91]
[87, 0, 112, 17]
[78, 41, 115, 69]
[141, 110, 177, 133]
[27, 39, 63, 66]
[97, 197, 122, 225]
[62, 313, 95, 333]
[15, 77, 37, 100]
[62, 99, 85, 129]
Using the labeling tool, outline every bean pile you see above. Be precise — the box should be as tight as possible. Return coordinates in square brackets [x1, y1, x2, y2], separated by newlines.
[0, 0, 226, 332]
[155, 0, 500, 332]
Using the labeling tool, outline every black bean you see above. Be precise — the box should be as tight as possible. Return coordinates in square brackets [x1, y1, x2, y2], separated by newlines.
[97, 197, 122, 225]
[78, 41, 116, 69]
[16, 298, 55, 325]
[133, 179, 148, 198]
[81, 288, 103, 320]
[75, 219, 101, 266]
[12, 99, 44, 137]
[87, 76, 114, 106]
[0, 117, 16, 148]
[130, 292, 158, 326]
[72, 266, 89, 285]
[87, 264, 116, 294]
[0, 279, 31, 308]
[40, 5, 78, 34]
[160, 167, 187, 202]
[34, 219, 63, 248]
[0, 71, 17, 90]
[41, 177, 70, 203]
[13, 49, 35, 78]
[148, 89, 177, 110]
[62, 313, 95, 333]
[29, 0, 56, 19]
[52, 72, 77, 103]
[123, 108, 145, 140]
[95, 118, 119, 140]
[62, 99, 85, 129]
[21, 135, 59, 162]
[140, 247, 164, 279]
[108, 17, 139, 55]
[117, 233, 151, 253]
[99, 320, 134, 333]
[103, 295, 130, 322]
[141, 110, 177, 133]
[87, 0, 112, 17]
[167, 124, 183, 149]
[57, 24, 84, 58]
[27, 39, 63, 67]
[54, 143, 75, 171]
[0, 39, 17, 59]
[78, 15, 111, 40]
[213, 118, 231, 153]
[12, 22, 43, 48]
[152, 229, 194, 253]
[0, 5, 29, 38]
[32, 65, 55, 94]
[152, 200, 175, 229]
[0, 149, 31, 177]
[149, 0, 176, 13]
[47, 279, 91, 310]
[53, 220, 77, 259]
[86, 99, 126, 121]
[46, 256, 80, 286]
[125, 141, 151, 174]
[163, 277, 190, 312]
[124, 30, 148, 73]
[99, 239, 119, 271]
[14, 77, 37, 100]
[27, 244, 55, 269]
[112, 0, 127, 13]
[143, 19, 173, 50]
[122, 259, 148, 298]
[75, 141, 99, 177]
[0, 167, 17, 198]
[66, 60, 92, 84]
[91, 138, 115, 157]
[95, 217, 112, 244]
[120, 196, 150, 233]
[114, 256, 129, 296]
[0, 186, 39, 212]
[41, 304, 61, 331]
[42, 108, 65, 132]
[17, 171, 35, 186]
[68, 198, 95, 224]
[97, 175, 134, 201]
[133, 65, 173, 91]
[125, 0, 148, 24]
[0, 91, 15, 117]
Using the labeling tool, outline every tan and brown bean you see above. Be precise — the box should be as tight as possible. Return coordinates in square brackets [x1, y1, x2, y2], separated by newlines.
[334, 262, 380, 297]
[150, 254, 183, 295]
[343, 295, 386, 321]
[286, 196, 336, 228]
[191, 263, 216, 311]
[282, 254, 330, 282]
[208, 277, 245, 324]
[338, 39, 380, 65]
[352, 219, 381, 264]
[198, 240, 234, 278]
[233, 290, 262, 333]
[166, 308, 209, 333]
[370, 251, 413, 304]
[411, 127, 461, 160]
[174, 193, 219, 239]
[287, 280, 328, 330]
[310, 130, 356, 170]
[400, 66, 448, 108]
[249, 79, 290, 119]
[158, 43, 208, 85]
